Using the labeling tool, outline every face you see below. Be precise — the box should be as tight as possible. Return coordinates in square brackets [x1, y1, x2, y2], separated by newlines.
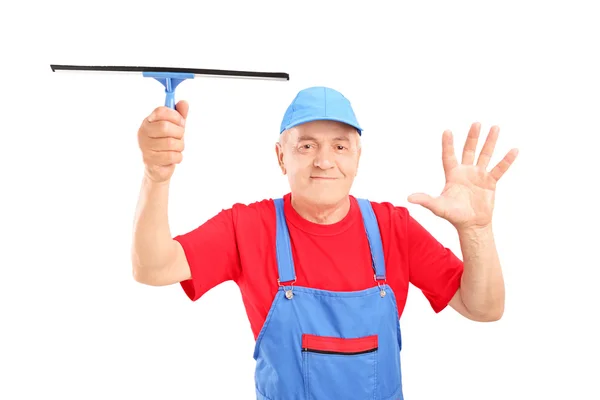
[276, 120, 361, 206]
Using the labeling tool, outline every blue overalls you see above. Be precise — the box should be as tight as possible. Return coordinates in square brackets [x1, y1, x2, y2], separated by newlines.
[253, 198, 404, 400]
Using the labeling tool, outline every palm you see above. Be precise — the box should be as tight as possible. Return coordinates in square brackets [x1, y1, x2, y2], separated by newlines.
[408, 123, 518, 230]
[433, 165, 496, 228]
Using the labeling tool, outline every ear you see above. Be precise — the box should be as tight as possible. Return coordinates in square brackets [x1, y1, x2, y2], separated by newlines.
[275, 142, 286, 175]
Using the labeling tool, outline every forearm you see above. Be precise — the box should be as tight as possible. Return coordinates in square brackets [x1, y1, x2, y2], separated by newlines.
[457, 224, 505, 320]
[131, 175, 177, 272]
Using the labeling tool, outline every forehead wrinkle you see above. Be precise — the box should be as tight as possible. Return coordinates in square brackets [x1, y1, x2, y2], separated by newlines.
[295, 134, 352, 143]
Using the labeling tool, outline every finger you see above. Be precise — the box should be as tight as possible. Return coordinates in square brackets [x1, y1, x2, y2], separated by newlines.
[461, 122, 481, 165]
[490, 148, 519, 181]
[476, 125, 499, 168]
[146, 120, 185, 139]
[145, 150, 183, 166]
[146, 106, 186, 127]
[146, 136, 185, 152]
[442, 130, 458, 178]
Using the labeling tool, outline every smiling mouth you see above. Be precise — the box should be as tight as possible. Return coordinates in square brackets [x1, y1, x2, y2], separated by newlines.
[310, 177, 338, 180]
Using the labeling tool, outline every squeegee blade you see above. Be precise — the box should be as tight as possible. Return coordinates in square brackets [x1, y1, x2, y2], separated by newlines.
[50, 64, 289, 81]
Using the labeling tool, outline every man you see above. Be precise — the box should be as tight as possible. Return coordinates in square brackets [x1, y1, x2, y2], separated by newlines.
[131, 86, 518, 400]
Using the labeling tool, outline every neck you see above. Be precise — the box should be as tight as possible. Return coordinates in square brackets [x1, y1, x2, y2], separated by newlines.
[291, 194, 351, 224]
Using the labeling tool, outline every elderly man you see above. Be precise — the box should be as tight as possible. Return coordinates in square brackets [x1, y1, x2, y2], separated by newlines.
[132, 86, 518, 400]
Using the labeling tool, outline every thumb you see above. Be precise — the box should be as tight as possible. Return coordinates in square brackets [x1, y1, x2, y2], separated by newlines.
[407, 193, 442, 215]
[176, 100, 189, 120]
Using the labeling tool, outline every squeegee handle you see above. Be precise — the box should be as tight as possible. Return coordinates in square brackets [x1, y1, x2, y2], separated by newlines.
[164, 91, 176, 109]
[142, 72, 195, 109]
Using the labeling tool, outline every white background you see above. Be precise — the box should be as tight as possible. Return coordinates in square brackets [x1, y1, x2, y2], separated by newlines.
[1, 1, 599, 399]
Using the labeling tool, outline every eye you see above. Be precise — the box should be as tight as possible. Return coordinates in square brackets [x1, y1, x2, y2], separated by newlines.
[336, 145, 346, 150]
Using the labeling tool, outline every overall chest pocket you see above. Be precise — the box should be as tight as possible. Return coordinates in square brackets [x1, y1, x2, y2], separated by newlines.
[301, 334, 378, 400]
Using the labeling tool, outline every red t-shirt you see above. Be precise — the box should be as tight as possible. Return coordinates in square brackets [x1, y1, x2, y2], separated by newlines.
[174, 193, 463, 340]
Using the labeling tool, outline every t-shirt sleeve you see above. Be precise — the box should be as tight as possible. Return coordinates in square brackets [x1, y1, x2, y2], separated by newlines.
[406, 211, 464, 313]
[173, 207, 242, 302]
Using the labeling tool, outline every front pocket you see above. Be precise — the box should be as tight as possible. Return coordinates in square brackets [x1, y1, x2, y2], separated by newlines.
[302, 334, 377, 400]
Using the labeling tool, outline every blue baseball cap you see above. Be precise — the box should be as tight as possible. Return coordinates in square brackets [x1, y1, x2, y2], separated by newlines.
[279, 86, 363, 135]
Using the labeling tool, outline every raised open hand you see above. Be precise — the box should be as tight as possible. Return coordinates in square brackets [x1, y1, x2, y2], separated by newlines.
[408, 122, 518, 231]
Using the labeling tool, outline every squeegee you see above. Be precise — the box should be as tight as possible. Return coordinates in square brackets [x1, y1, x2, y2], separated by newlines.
[50, 64, 289, 109]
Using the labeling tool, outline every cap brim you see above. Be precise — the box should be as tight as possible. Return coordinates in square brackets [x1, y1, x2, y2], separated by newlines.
[281, 116, 363, 135]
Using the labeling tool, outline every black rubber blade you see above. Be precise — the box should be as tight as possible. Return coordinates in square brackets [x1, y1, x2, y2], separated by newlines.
[50, 64, 289, 80]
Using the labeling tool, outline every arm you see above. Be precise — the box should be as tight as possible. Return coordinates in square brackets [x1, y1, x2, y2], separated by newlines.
[449, 225, 504, 322]
[131, 176, 191, 286]
[407, 122, 517, 322]
[131, 101, 240, 294]
[131, 102, 191, 286]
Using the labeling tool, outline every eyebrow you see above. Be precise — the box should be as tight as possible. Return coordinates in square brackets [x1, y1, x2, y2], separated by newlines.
[296, 135, 316, 142]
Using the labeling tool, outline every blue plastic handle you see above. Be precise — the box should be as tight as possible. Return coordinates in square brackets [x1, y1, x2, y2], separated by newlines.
[142, 71, 195, 109]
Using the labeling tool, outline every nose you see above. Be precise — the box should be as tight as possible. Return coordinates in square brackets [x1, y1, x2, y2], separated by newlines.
[313, 146, 335, 169]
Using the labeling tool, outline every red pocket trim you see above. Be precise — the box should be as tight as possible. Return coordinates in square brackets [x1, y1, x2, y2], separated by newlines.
[302, 334, 378, 354]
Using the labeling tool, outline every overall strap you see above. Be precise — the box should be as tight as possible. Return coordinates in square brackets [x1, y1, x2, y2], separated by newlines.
[273, 198, 296, 283]
[356, 198, 386, 281]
